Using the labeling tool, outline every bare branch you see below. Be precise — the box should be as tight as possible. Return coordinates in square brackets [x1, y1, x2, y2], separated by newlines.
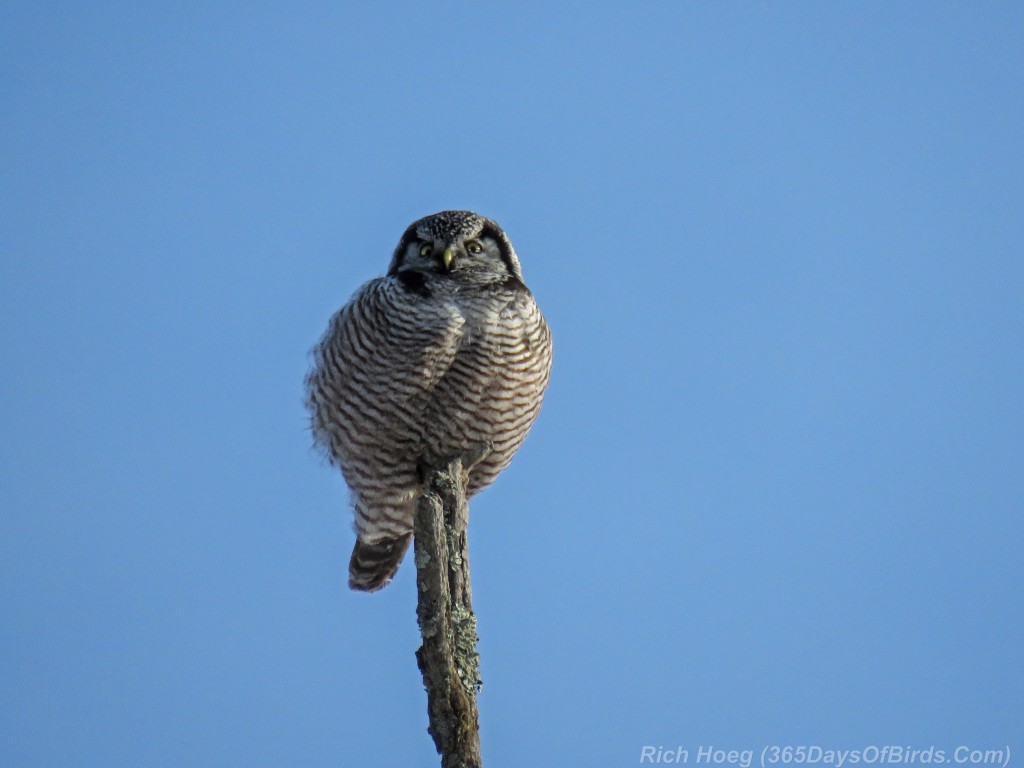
[414, 446, 490, 768]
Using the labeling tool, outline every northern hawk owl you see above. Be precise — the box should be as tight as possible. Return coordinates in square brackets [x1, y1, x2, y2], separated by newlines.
[305, 211, 552, 591]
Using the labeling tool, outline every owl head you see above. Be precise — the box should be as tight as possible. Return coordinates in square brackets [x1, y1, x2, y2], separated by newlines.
[387, 210, 524, 286]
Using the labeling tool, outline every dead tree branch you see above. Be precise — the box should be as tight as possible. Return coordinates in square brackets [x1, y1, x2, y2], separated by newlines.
[414, 446, 490, 768]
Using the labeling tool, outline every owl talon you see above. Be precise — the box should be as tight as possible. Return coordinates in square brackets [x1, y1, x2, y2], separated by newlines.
[461, 442, 493, 471]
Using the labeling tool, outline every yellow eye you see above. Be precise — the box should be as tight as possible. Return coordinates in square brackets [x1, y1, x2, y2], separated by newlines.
[466, 239, 483, 254]
[419, 243, 432, 257]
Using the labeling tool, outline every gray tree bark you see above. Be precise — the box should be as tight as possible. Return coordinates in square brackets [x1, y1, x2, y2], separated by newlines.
[414, 446, 489, 768]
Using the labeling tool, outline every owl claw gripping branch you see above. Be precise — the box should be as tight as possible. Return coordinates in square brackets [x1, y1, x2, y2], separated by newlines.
[305, 211, 552, 591]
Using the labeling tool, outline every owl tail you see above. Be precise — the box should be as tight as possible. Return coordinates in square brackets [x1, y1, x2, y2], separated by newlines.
[348, 533, 412, 592]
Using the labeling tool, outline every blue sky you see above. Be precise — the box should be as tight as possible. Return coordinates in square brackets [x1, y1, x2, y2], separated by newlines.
[2, 2, 1021, 766]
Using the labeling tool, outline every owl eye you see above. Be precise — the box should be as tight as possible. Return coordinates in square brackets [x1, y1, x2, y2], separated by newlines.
[466, 239, 483, 254]
[419, 243, 433, 257]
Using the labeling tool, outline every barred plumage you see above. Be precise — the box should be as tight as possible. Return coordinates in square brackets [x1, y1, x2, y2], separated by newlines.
[305, 211, 552, 591]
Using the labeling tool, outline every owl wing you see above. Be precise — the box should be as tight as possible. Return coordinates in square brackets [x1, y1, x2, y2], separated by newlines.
[306, 276, 465, 476]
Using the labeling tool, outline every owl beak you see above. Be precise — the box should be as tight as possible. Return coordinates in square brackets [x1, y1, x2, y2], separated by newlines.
[442, 246, 456, 271]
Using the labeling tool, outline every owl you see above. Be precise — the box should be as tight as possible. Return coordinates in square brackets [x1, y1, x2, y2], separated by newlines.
[305, 210, 552, 591]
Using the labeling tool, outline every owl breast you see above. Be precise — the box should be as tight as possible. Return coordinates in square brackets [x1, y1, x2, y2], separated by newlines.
[419, 286, 551, 496]
[306, 276, 551, 527]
